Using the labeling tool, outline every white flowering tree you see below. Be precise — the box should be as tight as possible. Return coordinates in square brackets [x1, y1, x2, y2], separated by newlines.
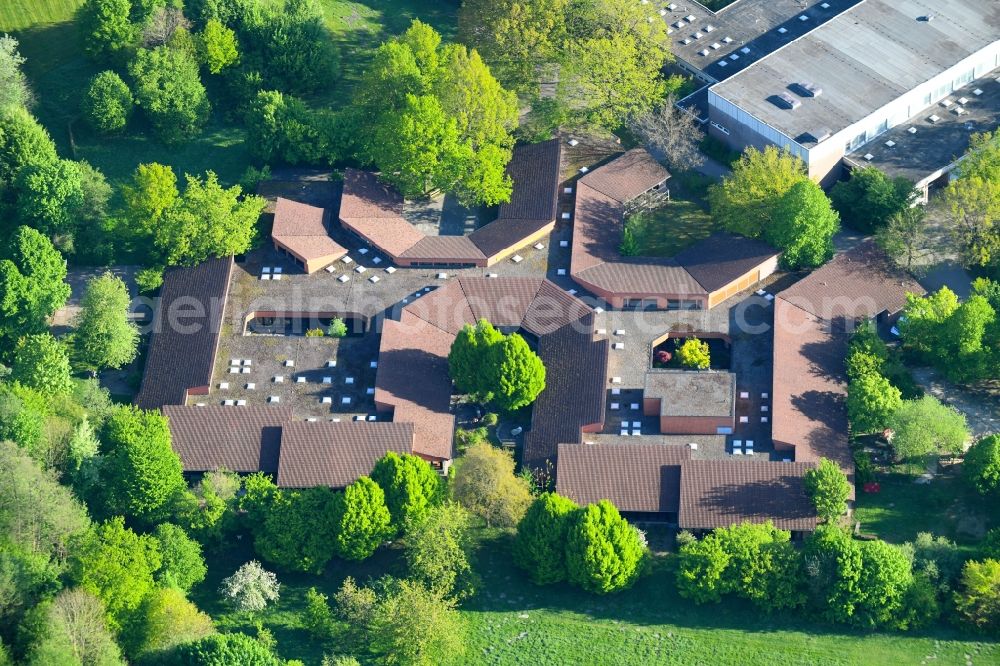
[219, 560, 280, 613]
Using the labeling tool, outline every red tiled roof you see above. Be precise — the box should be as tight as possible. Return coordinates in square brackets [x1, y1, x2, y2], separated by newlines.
[339, 169, 404, 219]
[400, 236, 485, 262]
[340, 216, 425, 258]
[778, 241, 924, 321]
[136, 257, 233, 409]
[556, 443, 691, 513]
[276, 421, 413, 488]
[376, 312, 456, 460]
[163, 405, 292, 474]
[579, 149, 671, 203]
[678, 460, 819, 532]
[271, 198, 346, 263]
[674, 233, 780, 292]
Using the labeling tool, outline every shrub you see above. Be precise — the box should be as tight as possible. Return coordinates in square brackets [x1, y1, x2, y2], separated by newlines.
[512, 493, 579, 585]
[676, 338, 710, 370]
[84, 70, 134, 134]
[327, 318, 348, 337]
[305, 328, 324, 337]
[565, 500, 647, 594]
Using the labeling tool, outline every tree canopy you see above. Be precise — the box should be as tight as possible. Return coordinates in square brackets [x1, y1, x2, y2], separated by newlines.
[0, 227, 70, 353]
[965, 435, 1000, 496]
[129, 45, 211, 143]
[370, 452, 443, 532]
[804, 458, 851, 523]
[767, 180, 839, 269]
[72, 272, 139, 372]
[451, 443, 533, 528]
[332, 477, 393, 562]
[255, 487, 338, 573]
[830, 167, 916, 233]
[12, 333, 73, 396]
[512, 492, 579, 585]
[888, 396, 969, 460]
[84, 71, 134, 134]
[565, 500, 647, 594]
[448, 319, 546, 411]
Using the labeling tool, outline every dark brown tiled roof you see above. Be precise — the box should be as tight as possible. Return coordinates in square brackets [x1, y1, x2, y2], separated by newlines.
[574, 259, 705, 297]
[523, 312, 609, 467]
[136, 257, 233, 409]
[276, 421, 413, 488]
[678, 460, 819, 532]
[496, 139, 562, 222]
[163, 405, 292, 474]
[271, 198, 346, 263]
[340, 142, 561, 264]
[556, 443, 691, 513]
[778, 241, 924, 321]
[579, 149, 671, 203]
[468, 217, 554, 259]
[400, 236, 485, 262]
[674, 233, 780, 292]
[376, 312, 456, 460]
[376, 278, 603, 465]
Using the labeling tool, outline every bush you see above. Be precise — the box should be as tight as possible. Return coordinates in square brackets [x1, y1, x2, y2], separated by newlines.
[512, 493, 579, 585]
[964, 434, 1000, 495]
[676, 338, 710, 370]
[327, 318, 348, 338]
[954, 559, 1000, 631]
[305, 328, 324, 338]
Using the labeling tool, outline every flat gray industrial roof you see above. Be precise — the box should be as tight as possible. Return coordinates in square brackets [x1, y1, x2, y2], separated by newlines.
[668, 0, 861, 81]
[845, 70, 1000, 185]
[645, 370, 735, 418]
[710, 0, 1000, 142]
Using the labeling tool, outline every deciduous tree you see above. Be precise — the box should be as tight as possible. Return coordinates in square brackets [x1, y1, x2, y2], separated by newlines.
[12, 333, 72, 396]
[829, 167, 916, 233]
[219, 560, 280, 614]
[84, 71, 134, 134]
[404, 502, 477, 600]
[370, 451, 443, 531]
[448, 319, 503, 402]
[332, 477, 393, 562]
[804, 458, 851, 523]
[451, 443, 532, 528]
[73, 272, 139, 372]
[0, 227, 70, 352]
[24, 588, 124, 666]
[124, 587, 215, 659]
[152, 523, 206, 593]
[855, 539, 914, 628]
[676, 338, 710, 370]
[954, 558, 1000, 631]
[81, 0, 137, 61]
[368, 580, 465, 666]
[513, 492, 579, 585]
[628, 96, 705, 172]
[197, 19, 239, 74]
[100, 405, 186, 522]
[69, 517, 162, 631]
[945, 175, 1000, 270]
[888, 396, 968, 460]
[768, 180, 840, 269]
[846, 371, 902, 434]
[0, 106, 57, 186]
[255, 487, 337, 573]
[494, 333, 546, 412]
[168, 631, 282, 665]
[964, 434, 1000, 496]
[876, 205, 928, 272]
[0, 36, 32, 110]
[128, 45, 211, 143]
[709, 146, 807, 238]
[565, 500, 646, 594]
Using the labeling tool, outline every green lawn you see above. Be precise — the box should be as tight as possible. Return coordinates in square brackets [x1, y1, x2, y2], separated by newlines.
[192, 530, 999, 666]
[854, 466, 999, 547]
[0, 0, 83, 31]
[626, 198, 718, 257]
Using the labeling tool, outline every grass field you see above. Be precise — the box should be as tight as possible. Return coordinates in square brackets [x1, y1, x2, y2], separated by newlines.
[854, 465, 999, 547]
[626, 198, 718, 257]
[191, 530, 1000, 666]
[0, 0, 458, 191]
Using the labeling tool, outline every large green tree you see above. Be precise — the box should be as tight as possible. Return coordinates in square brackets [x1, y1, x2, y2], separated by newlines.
[157, 171, 264, 266]
[255, 487, 338, 573]
[370, 451, 443, 531]
[448, 319, 503, 402]
[829, 166, 916, 233]
[167, 631, 282, 665]
[0, 227, 70, 352]
[84, 71, 135, 135]
[332, 477, 393, 562]
[888, 396, 968, 460]
[11, 333, 73, 396]
[709, 146, 807, 239]
[709, 521, 804, 610]
[854, 540, 914, 628]
[876, 205, 928, 272]
[494, 332, 546, 412]
[404, 502, 477, 600]
[565, 500, 646, 594]
[81, 0, 137, 61]
[24, 588, 124, 666]
[197, 19, 239, 74]
[123, 587, 215, 660]
[451, 443, 532, 528]
[801, 525, 863, 624]
[804, 458, 851, 523]
[512, 492, 579, 585]
[69, 517, 162, 631]
[767, 180, 840, 269]
[100, 405, 186, 522]
[965, 434, 1000, 496]
[152, 523, 207, 593]
[128, 45, 211, 143]
[0, 106, 57, 187]
[368, 580, 465, 666]
[72, 272, 140, 372]
[846, 371, 902, 435]
[13, 158, 84, 243]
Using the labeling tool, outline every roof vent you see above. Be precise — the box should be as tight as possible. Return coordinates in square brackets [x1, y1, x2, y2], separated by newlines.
[863, 153, 875, 161]
[771, 92, 801, 110]
[794, 81, 822, 97]
[778, 27, 788, 34]
[796, 128, 831, 144]
[907, 127, 917, 134]
[918, 14, 935, 22]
